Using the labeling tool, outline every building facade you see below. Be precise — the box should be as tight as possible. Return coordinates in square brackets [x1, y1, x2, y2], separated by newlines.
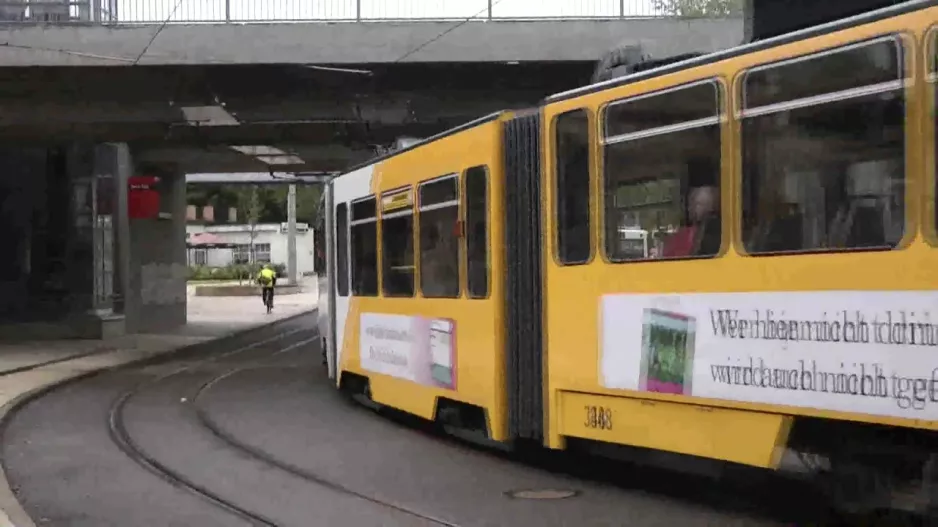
[186, 222, 317, 277]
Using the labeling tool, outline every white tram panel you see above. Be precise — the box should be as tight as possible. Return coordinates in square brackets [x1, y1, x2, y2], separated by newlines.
[329, 163, 376, 377]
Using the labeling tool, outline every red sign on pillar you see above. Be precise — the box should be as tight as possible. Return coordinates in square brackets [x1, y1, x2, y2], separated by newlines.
[128, 176, 161, 219]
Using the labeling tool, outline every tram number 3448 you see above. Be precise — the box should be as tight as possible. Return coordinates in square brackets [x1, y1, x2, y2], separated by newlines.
[584, 405, 613, 431]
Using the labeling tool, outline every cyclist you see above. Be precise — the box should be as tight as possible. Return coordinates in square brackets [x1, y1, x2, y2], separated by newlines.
[256, 264, 277, 312]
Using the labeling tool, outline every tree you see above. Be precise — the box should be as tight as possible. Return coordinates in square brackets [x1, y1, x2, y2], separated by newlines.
[652, 0, 743, 17]
[186, 184, 239, 215]
[187, 182, 322, 225]
[238, 185, 262, 268]
[295, 185, 322, 224]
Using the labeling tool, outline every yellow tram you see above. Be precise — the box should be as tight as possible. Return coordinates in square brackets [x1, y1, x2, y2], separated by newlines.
[317, 0, 938, 515]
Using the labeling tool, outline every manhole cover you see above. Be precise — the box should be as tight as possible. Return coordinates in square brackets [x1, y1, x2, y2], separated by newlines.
[505, 489, 579, 500]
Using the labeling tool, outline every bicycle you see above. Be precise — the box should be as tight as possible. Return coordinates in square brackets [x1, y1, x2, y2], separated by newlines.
[261, 286, 274, 314]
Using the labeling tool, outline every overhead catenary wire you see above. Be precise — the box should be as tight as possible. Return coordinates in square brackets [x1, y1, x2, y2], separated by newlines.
[132, 0, 185, 65]
[0, 41, 135, 63]
[392, 0, 507, 64]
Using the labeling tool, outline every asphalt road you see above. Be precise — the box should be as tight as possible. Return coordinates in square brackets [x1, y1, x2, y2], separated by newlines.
[1, 314, 801, 527]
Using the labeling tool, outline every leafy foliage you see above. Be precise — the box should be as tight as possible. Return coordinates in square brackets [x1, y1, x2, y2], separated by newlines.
[188, 262, 286, 281]
[651, 0, 743, 17]
[186, 184, 322, 225]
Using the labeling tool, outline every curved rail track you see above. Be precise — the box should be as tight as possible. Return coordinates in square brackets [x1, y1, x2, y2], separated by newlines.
[2, 315, 897, 527]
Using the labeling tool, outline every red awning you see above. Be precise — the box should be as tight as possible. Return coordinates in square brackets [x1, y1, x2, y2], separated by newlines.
[187, 232, 236, 248]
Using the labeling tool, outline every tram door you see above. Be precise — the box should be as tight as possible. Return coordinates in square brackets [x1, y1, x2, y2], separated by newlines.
[331, 192, 355, 385]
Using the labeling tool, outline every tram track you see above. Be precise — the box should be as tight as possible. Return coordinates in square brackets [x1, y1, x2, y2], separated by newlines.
[2, 313, 838, 527]
[108, 385, 281, 526]
[190, 355, 461, 527]
[101, 321, 807, 527]
[0, 348, 116, 378]
[104, 323, 460, 527]
[0, 310, 315, 379]
[190, 346, 819, 527]
[105, 325, 314, 527]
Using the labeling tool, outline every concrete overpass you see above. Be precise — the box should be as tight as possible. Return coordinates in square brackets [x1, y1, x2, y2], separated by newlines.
[0, 0, 743, 67]
[0, 61, 603, 173]
[0, 0, 744, 174]
[0, 18, 741, 66]
[0, 1, 744, 340]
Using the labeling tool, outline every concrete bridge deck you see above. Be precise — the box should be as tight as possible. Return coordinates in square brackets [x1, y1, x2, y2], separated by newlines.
[0, 17, 742, 66]
[0, 2, 745, 174]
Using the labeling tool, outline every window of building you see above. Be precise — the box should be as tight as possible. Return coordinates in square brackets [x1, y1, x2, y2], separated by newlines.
[232, 244, 250, 265]
[350, 197, 378, 296]
[464, 165, 489, 298]
[554, 109, 592, 265]
[419, 176, 460, 298]
[380, 189, 415, 297]
[336, 202, 349, 296]
[231, 243, 270, 264]
[254, 243, 271, 263]
[602, 81, 722, 261]
[192, 249, 207, 266]
[741, 37, 906, 254]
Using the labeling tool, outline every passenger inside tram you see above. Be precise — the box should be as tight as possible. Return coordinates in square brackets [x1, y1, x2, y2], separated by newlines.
[660, 184, 720, 258]
[601, 80, 722, 262]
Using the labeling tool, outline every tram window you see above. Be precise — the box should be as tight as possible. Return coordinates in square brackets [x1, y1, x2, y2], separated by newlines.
[554, 109, 592, 265]
[313, 223, 325, 274]
[464, 165, 489, 299]
[381, 191, 415, 298]
[335, 202, 349, 296]
[741, 38, 905, 255]
[602, 81, 722, 261]
[350, 197, 378, 296]
[419, 176, 460, 298]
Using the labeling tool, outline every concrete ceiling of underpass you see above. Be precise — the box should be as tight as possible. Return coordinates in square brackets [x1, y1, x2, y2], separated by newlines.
[0, 62, 594, 173]
[134, 144, 376, 174]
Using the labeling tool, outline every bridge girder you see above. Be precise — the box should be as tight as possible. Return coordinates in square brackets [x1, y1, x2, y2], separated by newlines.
[0, 63, 584, 173]
[0, 91, 536, 128]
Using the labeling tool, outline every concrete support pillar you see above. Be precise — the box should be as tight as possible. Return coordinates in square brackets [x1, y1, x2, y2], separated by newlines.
[0, 148, 46, 323]
[0, 143, 186, 339]
[0, 143, 125, 340]
[287, 184, 297, 285]
[124, 161, 187, 334]
[45, 143, 124, 339]
[113, 143, 131, 317]
[89, 145, 117, 317]
[65, 143, 97, 315]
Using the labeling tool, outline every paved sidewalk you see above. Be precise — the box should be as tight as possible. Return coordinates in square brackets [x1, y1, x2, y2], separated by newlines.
[0, 289, 318, 527]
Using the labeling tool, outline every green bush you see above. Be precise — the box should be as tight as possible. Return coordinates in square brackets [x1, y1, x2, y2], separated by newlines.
[187, 262, 287, 281]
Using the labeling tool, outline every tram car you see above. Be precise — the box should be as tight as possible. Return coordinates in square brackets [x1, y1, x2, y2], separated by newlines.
[316, 0, 938, 517]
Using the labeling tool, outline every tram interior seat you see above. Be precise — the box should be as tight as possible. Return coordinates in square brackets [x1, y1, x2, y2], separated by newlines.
[828, 159, 901, 249]
[748, 158, 901, 253]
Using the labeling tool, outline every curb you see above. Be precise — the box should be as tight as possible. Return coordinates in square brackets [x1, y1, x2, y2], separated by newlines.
[0, 309, 317, 527]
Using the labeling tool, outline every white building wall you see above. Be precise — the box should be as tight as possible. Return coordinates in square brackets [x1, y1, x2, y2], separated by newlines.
[204, 249, 230, 268]
[187, 223, 317, 276]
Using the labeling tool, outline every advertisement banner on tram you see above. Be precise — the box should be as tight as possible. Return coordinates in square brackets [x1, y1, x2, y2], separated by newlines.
[601, 290, 938, 421]
[359, 313, 458, 390]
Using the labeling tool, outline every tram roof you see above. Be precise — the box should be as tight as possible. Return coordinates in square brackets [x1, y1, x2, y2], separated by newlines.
[544, 0, 936, 104]
[186, 172, 335, 185]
